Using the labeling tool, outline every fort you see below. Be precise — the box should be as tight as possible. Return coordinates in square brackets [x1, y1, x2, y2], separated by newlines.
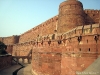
[0, 0, 100, 75]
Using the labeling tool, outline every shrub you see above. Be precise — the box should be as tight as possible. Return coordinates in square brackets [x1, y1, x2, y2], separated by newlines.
[0, 41, 8, 55]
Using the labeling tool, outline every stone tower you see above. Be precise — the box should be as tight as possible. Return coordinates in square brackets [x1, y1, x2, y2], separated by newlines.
[57, 0, 85, 33]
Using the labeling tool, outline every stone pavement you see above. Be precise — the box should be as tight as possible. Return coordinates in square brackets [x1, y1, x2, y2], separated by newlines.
[17, 64, 33, 75]
[0, 65, 21, 75]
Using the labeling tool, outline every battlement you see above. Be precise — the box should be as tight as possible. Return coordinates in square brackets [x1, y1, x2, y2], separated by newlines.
[16, 23, 100, 46]
[1, 1, 100, 75]
[12, 23, 100, 75]
[0, 35, 20, 45]
[21, 15, 58, 36]
[19, 15, 58, 43]
[84, 9, 100, 14]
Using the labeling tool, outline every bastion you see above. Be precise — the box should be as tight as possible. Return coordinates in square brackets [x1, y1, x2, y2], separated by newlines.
[0, 0, 100, 75]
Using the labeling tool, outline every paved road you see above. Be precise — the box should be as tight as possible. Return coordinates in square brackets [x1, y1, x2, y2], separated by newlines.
[0, 65, 21, 75]
[18, 64, 33, 75]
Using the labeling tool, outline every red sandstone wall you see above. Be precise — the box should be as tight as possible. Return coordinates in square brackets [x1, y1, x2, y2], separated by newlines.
[12, 20, 99, 75]
[32, 41, 61, 75]
[84, 10, 100, 24]
[1, 35, 19, 45]
[0, 55, 12, 71]
[6, 45, 13, 54]
[0, 35, 19, 54]
[61, 35, 98, 75]
[12, 24, 100, 75]
[12, 42, 33, 56]
[58, 0, 85, 33]
[19, 16, 58, 43]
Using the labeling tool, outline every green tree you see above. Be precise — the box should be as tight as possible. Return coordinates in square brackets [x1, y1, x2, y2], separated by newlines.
[0, 41, 8, 55]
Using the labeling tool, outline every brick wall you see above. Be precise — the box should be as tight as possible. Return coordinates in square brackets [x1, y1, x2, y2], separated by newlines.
[1, 35, 19, 45]
[19, 16, 58, 43]
[0, 55, 12, 71]
[1, 20, 99, 75]
[84, 10, 100, 24]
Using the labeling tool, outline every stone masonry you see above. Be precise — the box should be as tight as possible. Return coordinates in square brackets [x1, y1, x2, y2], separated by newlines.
[0, 0, 100, 75]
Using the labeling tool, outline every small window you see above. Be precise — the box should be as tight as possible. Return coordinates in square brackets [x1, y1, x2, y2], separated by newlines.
[87, 39, 88, 43]
[79, 48, 81, 51]
[93, 14, 95, 16]
[89, 48, 90, 51]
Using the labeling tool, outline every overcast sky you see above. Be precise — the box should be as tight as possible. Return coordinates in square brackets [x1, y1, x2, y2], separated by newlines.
[0, 0, 100, 37]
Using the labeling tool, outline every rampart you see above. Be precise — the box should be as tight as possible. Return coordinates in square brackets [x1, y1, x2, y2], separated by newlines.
[0, 35, 19, 54]
[0, 0, 100, 75]
[0, 35, 19, 45]
[12, 24, 100, 75]
[19, 15, 58, 43]
[84, 9, 100, 24]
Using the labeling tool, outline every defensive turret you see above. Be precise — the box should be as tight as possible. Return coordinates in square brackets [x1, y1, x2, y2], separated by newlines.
[57, 0, 85, 33]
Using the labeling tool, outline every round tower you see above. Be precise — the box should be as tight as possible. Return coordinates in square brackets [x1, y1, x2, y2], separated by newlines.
[57, 0, 85, 33]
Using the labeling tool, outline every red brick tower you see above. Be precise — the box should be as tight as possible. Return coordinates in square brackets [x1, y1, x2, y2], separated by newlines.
[57, 0, 85, 33]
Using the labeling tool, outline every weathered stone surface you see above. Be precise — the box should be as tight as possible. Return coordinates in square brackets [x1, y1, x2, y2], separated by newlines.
[0, 0, 100, 75]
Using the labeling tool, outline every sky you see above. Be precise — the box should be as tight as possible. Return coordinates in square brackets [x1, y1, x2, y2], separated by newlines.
[0, 0, 100, 37]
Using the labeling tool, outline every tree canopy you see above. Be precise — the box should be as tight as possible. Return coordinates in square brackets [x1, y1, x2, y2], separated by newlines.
[0, 41, 8, 55]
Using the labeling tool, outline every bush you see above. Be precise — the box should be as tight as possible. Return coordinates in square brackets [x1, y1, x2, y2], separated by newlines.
[0, 41, 8, 55]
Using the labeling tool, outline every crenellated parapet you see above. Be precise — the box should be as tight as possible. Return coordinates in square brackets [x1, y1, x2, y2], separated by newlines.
[84, 9, 99, 13]
[1, 0, 100, 75]
[13, 24, 100, 57]
[19, 15, 58, 43]
[0, 35, 19, 54]
[11, 22, 100, 75]
[84, 9, 100, 24]
[31, 24, 100, 75]
[0, 35, 19, 45]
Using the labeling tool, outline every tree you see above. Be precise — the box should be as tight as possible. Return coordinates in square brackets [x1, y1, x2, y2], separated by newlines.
[0, 41, 8, 55]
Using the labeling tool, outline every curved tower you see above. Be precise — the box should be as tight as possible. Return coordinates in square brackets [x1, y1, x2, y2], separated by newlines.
[57, 0, 85, 33]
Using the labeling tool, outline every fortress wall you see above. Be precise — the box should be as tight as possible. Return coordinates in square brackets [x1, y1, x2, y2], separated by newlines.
[0, 36, 19, 54]
[84, 9, 100, 24]
[1, 35, 19, 45]
[12, 42, 33, 56]
[59, 24, 100, 75]
[19, 16, 58, 43]
[32, 41, 61, 75]
[31, 33, 99, 75]
[12, 24, 100, 75]
[6, 45, 13, 54]
[13, 24, 100, 56]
